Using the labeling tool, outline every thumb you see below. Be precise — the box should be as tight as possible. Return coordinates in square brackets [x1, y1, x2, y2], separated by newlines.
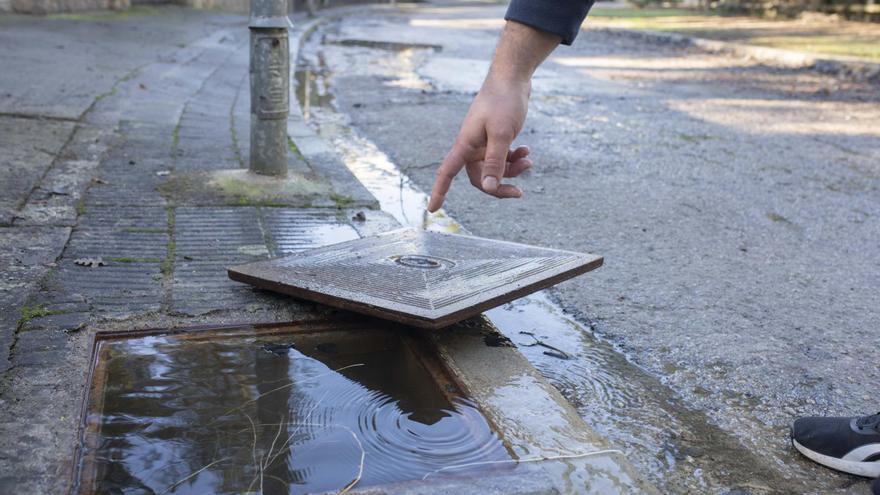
[481, 127, 514, 194]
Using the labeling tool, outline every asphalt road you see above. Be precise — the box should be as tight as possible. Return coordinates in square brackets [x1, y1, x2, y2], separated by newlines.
[301, 4, 880, 493]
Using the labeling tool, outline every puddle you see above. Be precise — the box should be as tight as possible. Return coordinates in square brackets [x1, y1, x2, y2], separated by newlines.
[295, 37, 456, 233]
[75, 322, 510, 494]
[294, 59, 334, 121]
[325, 38, 442, 52]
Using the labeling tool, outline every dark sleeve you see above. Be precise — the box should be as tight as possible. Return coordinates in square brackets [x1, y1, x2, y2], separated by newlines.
[504, 0, 595, 45]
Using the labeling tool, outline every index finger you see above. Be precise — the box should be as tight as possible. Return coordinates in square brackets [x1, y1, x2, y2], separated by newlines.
[428, 143, 468, 212]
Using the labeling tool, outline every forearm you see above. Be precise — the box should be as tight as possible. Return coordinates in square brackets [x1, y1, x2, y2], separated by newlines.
[487, 21, 561, 85]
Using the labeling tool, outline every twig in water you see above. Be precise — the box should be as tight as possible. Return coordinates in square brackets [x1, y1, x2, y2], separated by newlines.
[518, 331, 572, 360]
[159, 457, 229, 494]
[261, 391, 330, 470]
[244, 413, 258, 473]
[260, 412, 288, 493]
[421, 449, 625, 480]
[263, 412, 287, 471]
[286, 422, 365, 495]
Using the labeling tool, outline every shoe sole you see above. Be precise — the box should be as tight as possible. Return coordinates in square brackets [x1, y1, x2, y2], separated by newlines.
[793, 438, 880, 478]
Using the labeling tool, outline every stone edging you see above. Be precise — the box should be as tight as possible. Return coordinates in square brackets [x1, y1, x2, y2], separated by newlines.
[284, 8, 387, 210]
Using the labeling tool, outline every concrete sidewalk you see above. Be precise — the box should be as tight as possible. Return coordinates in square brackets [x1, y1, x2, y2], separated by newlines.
[0, 7, 374, 490]
[0, 6, 654, 493]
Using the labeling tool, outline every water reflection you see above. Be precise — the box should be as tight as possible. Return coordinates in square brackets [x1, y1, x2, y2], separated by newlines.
[78, 327, 509, 494]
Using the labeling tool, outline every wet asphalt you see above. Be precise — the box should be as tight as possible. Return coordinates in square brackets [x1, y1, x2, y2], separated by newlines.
[297, 4, 880, 493]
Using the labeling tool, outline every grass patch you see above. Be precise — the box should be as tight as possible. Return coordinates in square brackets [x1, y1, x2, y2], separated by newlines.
[19, 304, 66, 326]
[587, 7, 880, 60]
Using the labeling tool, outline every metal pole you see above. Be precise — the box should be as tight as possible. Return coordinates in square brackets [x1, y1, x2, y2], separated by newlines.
[249, 0, 290, 177]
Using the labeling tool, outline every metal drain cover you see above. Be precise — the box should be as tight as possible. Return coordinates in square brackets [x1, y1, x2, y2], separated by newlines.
[228, 228, 603, 329]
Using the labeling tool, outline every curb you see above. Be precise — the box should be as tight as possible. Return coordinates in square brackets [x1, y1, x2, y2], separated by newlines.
[286, 8, 383, 210]
[589, 26, 880, 83]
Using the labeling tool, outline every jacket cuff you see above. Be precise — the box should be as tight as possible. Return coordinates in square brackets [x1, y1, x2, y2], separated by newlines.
[504, 0, 594, 45]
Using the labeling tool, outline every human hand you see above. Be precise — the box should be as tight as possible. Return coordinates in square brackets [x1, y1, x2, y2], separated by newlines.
[427, 76, 533, 212]
[426, 20, 560, 213]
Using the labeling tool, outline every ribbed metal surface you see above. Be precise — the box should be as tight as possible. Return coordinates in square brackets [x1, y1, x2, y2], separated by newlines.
[229, 228, 603, 329]
[173, 207, 358, 315]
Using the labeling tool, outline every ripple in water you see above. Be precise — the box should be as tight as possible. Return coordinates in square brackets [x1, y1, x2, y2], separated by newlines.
[77, 327, 510, 494]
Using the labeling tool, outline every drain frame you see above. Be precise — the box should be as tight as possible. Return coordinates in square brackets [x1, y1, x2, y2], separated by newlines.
[70, 317, 512, 494]
[228, 228, 603, 329]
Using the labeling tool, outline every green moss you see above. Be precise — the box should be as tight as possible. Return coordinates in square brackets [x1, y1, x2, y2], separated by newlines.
[229, 197, 294, 207]
[161, 205, 176, 277]
[230, 120, 244, 169]
[120, 227, 166, 234]
[92, 86, 117, 105]
[75, 196, 86, 216]
[19, 304, 65, 326]
[108, 257, 163, 263]
[172, 119, 181, 154]
[287, 137, 305, 159]
[330, 194, 355, 209]
[679, 133, 712, 143]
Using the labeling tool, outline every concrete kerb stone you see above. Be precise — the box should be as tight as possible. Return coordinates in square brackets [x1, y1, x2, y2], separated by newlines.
[589, 26, 880, 83]
[286, 9, 381, 210]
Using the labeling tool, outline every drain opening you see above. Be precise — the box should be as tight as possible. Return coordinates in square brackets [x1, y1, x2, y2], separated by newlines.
[74, 320, 511, 494]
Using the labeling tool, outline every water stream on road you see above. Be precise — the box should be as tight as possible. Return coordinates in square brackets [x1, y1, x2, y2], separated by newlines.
[292, 27, 808, 493]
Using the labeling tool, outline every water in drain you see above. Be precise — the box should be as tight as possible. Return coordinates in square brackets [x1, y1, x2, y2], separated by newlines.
[75, 322, 510, 494]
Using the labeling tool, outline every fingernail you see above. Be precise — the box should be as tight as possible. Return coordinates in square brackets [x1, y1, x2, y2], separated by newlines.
[482, 176, 498, 192]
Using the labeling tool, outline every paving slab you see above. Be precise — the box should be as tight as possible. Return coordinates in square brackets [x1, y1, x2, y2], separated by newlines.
[0, 9, 242, 120]
[0, 226, 70, 372]
[0, 116, 76, 226]
[172, 207, 361, 315]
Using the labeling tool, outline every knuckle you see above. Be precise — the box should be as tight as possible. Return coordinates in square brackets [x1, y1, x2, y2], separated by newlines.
[487, 127, 515, 141]
[483, 157, 505, 170]
[453, 138, 476, 154]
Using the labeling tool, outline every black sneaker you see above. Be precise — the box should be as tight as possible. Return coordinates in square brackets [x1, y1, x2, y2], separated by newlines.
[791, 412, 880, 478]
